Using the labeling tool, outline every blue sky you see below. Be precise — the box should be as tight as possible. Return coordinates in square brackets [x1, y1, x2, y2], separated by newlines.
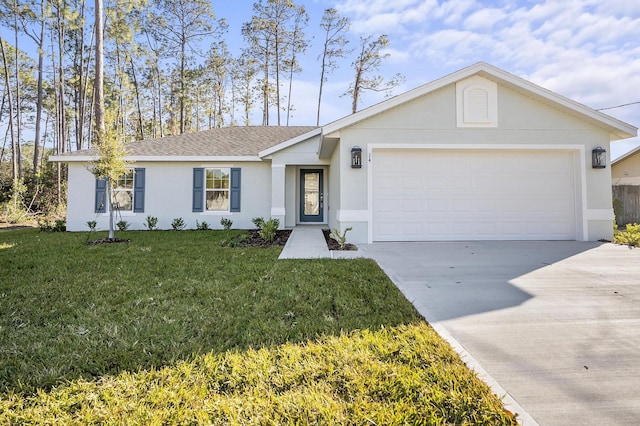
[214, 0, 640, 159]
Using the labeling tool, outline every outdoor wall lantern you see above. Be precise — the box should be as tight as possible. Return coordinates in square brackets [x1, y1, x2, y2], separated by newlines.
[592, 146, 607, 169]
[351, 146, 362, 168]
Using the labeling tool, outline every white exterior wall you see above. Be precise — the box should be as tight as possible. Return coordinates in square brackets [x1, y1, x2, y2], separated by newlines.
[333, 83, 615, 243]
[66, 161, 272, 231]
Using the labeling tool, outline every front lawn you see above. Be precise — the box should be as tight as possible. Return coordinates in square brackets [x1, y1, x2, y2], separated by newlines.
[0, 229, 516, 424]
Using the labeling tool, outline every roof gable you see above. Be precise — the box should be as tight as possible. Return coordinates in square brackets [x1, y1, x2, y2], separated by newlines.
[322, 62, 637, 141]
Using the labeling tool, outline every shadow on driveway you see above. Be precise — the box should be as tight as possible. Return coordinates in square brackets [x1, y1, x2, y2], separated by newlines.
[358, 241, 599, 322]
[358, 241, 640, 426]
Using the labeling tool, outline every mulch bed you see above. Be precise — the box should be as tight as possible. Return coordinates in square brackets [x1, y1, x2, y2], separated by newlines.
[322, 229, 357, 251]
[86, 238, 131, 245]
[234, 229, 292, 247]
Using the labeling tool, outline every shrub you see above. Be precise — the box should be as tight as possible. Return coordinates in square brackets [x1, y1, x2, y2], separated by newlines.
[86, 221, 97, 232]
[196, 220, 210, 231]
[220, 232, 248, 247]
[171, 217, 186, 231]
[329, 227, 353, 250]
[252, 217, 265, 229]
[614, 223, 640, 247]
[38, 218, 66, 232]
[53, 220, 66, 232]
[116, 220, 130, 232]
[144, 216, 158, 231]
[258, 218, 280, 243]
[220, 217, 233, 230]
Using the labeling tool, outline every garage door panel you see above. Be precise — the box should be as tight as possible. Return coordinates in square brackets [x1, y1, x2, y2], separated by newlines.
[372, 149, 577, 241]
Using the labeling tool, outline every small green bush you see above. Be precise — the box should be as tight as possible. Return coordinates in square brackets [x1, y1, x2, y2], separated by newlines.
[252, 217, 265, 229]
[220, 217, 233, 230]
[196, 220, 210, 230]
[116, 220, 130, 232]
[86, 221, 97, 231]
[221, 232, 248, 247]
[258, 218, 280, 243]
[614, 223, 640, 247]
[171, 217, 186, 231]
[53, 220, 66, 232]
[329, 227, 353, 250]
[38, 218, 66, 232]
[144, 216, 158, 231]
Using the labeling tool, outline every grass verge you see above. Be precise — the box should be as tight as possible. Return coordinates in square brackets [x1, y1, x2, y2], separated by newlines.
[0, 229, 516, 424]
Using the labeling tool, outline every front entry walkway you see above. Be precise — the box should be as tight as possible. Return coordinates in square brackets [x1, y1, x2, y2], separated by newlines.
[278, 226, 330, 259]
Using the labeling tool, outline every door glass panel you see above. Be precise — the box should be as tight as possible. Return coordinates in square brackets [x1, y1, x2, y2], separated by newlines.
[304, 172, 320, 215]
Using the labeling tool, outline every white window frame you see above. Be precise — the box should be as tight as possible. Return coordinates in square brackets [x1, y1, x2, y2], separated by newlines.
[205, 167, 230, 212]
[112, 169, 135, 212]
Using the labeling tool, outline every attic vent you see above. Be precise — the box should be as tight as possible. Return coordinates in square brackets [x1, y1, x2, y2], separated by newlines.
[456, 76, 498, 128]
[465, 88, 489, 122]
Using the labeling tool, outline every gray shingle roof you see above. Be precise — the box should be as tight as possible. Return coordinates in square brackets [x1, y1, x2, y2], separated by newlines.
[57, 126, 319, 158]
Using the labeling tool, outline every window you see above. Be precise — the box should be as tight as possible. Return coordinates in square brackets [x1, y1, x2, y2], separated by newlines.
[205, 168, 230, 211]
[113, 169, 135, 211]
[193, 167, 240, 213]
[95, 168, 145, 214]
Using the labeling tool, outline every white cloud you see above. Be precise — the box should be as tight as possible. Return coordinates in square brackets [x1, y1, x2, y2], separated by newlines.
[463, 7, 507, 30]
[335, 0, 437, 34]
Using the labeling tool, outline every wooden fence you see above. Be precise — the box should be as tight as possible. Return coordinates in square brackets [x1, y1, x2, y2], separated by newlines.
[613, 185, 640, 226]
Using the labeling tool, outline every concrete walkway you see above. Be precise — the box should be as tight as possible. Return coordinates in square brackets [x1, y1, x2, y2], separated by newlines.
[279, 226, 365, 259]
[278, 226, 330, 259]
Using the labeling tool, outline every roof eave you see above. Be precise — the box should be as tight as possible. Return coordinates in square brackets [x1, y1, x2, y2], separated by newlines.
[49, 155, 264, 163]
[258, 127, 322, 158]
[612, 144, 640, 165]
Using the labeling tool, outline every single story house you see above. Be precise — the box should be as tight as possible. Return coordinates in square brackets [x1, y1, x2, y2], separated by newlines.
[51, 62, 637, 243]
[612, 145, 640, 226]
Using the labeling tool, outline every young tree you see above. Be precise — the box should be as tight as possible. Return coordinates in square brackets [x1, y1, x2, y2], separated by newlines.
[317, 8, 350, 125]
[347, 35, 404, 113]
[91, 0, 127, 240]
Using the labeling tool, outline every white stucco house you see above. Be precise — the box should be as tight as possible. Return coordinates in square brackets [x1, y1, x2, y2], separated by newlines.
[51, 62, 637, 243]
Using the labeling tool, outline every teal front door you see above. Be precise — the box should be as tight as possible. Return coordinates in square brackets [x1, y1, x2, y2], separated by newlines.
[300, 169, 324, 222]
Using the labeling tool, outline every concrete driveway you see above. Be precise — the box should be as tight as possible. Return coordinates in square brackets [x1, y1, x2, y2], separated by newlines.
[357, 241, 640, 426]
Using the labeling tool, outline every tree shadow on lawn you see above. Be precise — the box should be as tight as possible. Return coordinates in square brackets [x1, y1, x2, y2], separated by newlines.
[0, 229, 421, 395]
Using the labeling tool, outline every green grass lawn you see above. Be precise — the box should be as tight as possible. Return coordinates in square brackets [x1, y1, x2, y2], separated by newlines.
[0, 229, 516, 424]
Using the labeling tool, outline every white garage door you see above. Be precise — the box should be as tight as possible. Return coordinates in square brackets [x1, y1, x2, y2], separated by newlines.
[372, 149, 577, 241]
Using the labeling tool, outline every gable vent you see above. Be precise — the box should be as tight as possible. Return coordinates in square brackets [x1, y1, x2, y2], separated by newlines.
[465, 88, 489, 123]
[456, 76, 498, 128]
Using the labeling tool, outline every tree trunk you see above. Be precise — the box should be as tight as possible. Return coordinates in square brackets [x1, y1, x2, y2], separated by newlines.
[13, 0, 22, 179]
[33, 3, 45, 175]
[0, 37, 17, 181]
[179, 32, 186, 134]
[129, 56, 144, 140]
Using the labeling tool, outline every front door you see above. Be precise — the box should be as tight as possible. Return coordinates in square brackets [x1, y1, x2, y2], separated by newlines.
[300, 169, 324, 222]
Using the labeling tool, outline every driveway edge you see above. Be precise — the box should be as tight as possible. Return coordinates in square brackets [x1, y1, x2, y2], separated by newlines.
[426, 321, 539, 426]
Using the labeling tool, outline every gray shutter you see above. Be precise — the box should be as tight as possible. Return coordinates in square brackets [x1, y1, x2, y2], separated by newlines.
[133, 168, 145, 213]
[230, 168, 241, 212]
[95, 178, 107, 213]
[193, 168, 204, 212]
